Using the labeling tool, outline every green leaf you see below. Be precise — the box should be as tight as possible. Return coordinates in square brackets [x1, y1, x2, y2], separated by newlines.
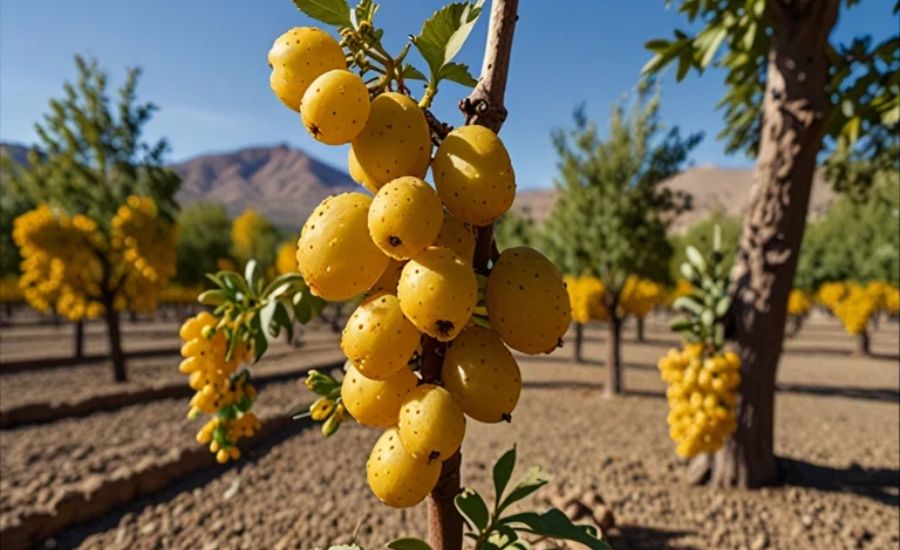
[273, 302, 293, 341]
[413, 1, 484, 83]
[685, 245, 707, 272]
[700, 308, 715, 327]
[198, 289, 227, 306]
[261, 272, 302, 299]
[438, 62, 478, 87]
[244, 260, 261, 295]
[386, 539, 432, 550]
[455, 488, 489, 531]
[498, 466, 547, 514]
[672, 295, 703, 315]
[402, 64, 428, 81]
[714, 295, 731, 317]
[293, 292, 313, 324]
[259, 299, 279, 337]
[503, 509, 612, 550]
[492, 446, 517, 504]
[669, 318, 696, 333]
[698, 26, 727, 69]
[293, 0, 352, 28]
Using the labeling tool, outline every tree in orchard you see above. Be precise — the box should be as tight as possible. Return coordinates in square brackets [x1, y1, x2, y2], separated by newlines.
[175, 202, 234, 286]
[4, 56, 180, 382]
[176, 1, 613, 548]
[644, 0, 898, 487]
[231, 207, 279, 270]
[540, 85, 699, 397]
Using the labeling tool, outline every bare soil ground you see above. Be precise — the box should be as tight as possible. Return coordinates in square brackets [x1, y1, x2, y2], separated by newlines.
[2, 313, 897, 549]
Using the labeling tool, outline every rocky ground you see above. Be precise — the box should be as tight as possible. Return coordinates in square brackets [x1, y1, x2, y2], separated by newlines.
[2, 313, 897, 549]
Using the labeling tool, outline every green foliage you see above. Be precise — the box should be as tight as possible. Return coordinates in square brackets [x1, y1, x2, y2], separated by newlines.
[643, 0, 899, 185]
[387, 447, 612, 550]
[540, 82, 700, 305]
[494, 208, 536, 251]
[412, 1, 483, 91]
[795, 167, 899, 290]
[175, 203, 233, 285]
[0, 191, 30, 277]
[670, 227, 731, 350]
[670, 212, 741, 281]
[1, 56, 180, 228]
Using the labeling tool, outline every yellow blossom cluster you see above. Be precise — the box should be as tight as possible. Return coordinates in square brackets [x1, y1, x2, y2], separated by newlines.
[787, 289, 812, 317]
[564, 275, 608, 323]
[619, 276, 665, 319]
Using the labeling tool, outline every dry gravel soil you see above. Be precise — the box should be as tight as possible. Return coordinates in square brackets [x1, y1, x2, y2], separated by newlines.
[2, 312, 897, 550]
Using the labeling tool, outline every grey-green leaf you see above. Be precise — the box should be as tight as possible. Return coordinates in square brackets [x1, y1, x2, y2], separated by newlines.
[293, 0, 352, 27]
[455, 488, 489, 531]
[685, 245, 707, 272]
[197, 289, 226, 306]
[492, 446, 517, 504]
[502, 509, 612, 550]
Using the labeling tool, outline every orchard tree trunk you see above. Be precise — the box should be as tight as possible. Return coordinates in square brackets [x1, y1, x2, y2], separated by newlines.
[854, 332, 870, 356]
[604, 315, 623, 397]
[700, 0, 839, 489]
[424, 1, 519, 548]
[636, 316, 645, 342]
[573, 323, 584, 363]
[73, 320, 85, 359]
[102, 298, 128, 383]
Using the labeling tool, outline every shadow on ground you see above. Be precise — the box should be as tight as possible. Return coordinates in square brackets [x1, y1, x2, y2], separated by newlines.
[608, 525, 699, 550]
[776, 382, 899, 403]
[780, 457, 900, 507]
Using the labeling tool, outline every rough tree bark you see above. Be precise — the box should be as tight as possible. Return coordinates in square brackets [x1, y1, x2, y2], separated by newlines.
[696, 0, 839, 488]
[425, 1, 519, 547]
[604, 314, 622, 398]
[103, 298, 127, 383]
[854, 332, 870, 357]
[73, 320, 85, 360]
[636, 316, 645, 343]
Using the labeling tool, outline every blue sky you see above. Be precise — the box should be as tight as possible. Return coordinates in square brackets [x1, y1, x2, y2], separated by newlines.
[1, 1, 895, 189]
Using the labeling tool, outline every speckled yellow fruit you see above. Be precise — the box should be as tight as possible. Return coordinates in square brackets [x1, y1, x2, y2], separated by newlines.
[442, 326, 521, 423]
[397, 247, 477, 341]
[340, 361, 417, 427]
[431, 125, 516, 226]
[486, 247, 571, 354]
[368, 177, 443, 260]
[369, 259, 404, 294]
[341, 293, 420, 380]
[296, 193, 388, 301]
[367, 427, 440, 508]
[300, 69, 370, 145]
[398, 384, 465, 462]
[350, 92, 432, 189]
[432, 210, 476, 261]
[348, 147, 379, 194]
[268, 27, 346, 111]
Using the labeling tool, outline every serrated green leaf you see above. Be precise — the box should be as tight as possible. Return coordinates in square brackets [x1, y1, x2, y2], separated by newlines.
[438, 62, 478, 87]
[293, 0, 352, 27]
[386, 539, 432, 550]
[503, 509, 611, 550]
[402, 64, 428, 81]
[493, 446, 516, 504]
[413, 1, 484, 86]
[455, 488, 489, 531]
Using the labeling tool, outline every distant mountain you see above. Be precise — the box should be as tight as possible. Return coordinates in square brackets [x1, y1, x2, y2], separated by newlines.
[173, 144, 357, 229]
[0, 142, 32, 166]
[513, 165, 836, 232]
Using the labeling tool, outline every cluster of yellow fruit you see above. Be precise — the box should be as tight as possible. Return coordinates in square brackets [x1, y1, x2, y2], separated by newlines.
[12, 204, 105, 320]
[179, 312, 260, 464]
[565, 275, 608, 324]
[111, 196, 178, 313]
[270, 26, 571, 508]
[830, 284, 877, 336]
[657, 344, 740, 458]
[787, 289, 812, 318]
[619, 276, 665, 319]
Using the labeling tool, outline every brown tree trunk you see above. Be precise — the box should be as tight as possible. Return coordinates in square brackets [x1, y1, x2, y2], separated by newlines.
[74, 320, 85, 359]
[573, 322, 584, 363]
[425, 3, 519, 546]
[636, 316, 645, 342]
[103, 300, 127, 383]
[604, 315, 623, 397]
[702, 0, 839, 489]
[855, 332, 870, 356]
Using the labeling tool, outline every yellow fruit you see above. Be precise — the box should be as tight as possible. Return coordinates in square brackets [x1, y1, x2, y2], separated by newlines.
[267, 27, 346, 111]
[367, 427, 440, 508]
[431, 125, 516, 226]
[485, 247, 571, 354]
[397, 247, 477, 341]
[368, 177, 443, 260]
[296, 193, 389, 301]
[348, 147, 379, 194]
[300, 69, 370, 145]
[341, 293, 420, 380]
[398, 384, 466, 462]
[340, 362, 417, 427]
[442, 326, 521, 423]
[369, 259, 404, 294]
[351, 92, 432, 188]
[432, 210, 476, 261]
